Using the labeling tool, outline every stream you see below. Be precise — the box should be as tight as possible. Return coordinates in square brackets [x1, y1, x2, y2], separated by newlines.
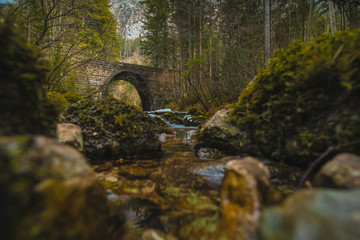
[91, 116, 303, 237]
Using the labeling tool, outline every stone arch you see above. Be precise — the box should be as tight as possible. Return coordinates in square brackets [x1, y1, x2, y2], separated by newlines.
[99, 71, 152, 111]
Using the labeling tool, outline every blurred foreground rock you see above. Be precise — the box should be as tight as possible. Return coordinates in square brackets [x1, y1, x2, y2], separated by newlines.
[314, 153, 360, 189]
[0, 23, 58, 136]
[217, 157, 280, 240]
[0, 135, 123, 240]
[260, 189, 360, 240]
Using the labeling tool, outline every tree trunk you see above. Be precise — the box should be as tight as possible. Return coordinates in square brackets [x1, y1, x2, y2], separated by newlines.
[348, 2, 359, 29]
[264, 0, 271, 64]
[328, 0, 337, 34]
[307, 0, 315, 43]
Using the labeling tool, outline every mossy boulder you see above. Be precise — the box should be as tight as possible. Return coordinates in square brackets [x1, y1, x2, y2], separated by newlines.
[0, 23, 58, 136]
[199, 30, 360, 167]
[0, 135, 123, 240]
[63, 98, 165, 160]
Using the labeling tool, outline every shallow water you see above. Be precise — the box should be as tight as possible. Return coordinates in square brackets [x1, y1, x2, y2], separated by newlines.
[92, 126, 303, 237]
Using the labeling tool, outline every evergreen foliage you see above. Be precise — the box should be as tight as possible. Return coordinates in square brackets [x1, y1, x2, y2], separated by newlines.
[141, 0, 171, 67]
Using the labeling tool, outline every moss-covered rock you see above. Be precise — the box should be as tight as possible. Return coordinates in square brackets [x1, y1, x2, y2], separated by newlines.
[187, 106, 204, 116]
[216, 157, 280, 240]
[0, 135, 124, 240]
[63, 98, 165, 160]
[0, 23, 58, 136]
[199, 30, 360, 167]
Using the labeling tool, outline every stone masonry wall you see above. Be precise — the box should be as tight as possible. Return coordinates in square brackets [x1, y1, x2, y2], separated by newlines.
[72, 60, 170, 109]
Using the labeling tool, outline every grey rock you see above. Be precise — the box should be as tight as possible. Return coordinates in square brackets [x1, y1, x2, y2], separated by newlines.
[314, 153, 360, 189]
[197, 147, 224, 160]
[260, 189, 360, 240]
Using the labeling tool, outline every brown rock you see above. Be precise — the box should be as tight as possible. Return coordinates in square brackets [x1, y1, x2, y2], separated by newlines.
[217, 157, 279, 240]
[314, 153, 360, 189]
[57, 123, 84, 151]
[0, 135, 121, 240]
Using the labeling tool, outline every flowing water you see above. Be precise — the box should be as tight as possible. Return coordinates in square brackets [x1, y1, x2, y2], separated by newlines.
[92, 120, 303, 237]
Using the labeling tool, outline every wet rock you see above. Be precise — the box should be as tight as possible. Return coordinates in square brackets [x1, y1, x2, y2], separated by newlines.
[260, 189, 360, 240]
[118, 166, 153, 179]
[197, 148, 225, 160]
[158, 133, 175, 142]
[192, 156, 242, 188]
[0, 135, 121, 240]
[217, 157, 279, 240]
[57, 123, 84, 151]
[106, 176, 119, 182]
[142, 229, 177, 240]
[184, 115, 207, 127]
[94, 162, 113, 172]
[314, 153, 360, 189]
[195, 108, 248, 153]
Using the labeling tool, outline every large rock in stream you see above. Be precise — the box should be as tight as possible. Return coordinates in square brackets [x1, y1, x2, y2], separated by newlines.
[0, 135, 123, 240]
[195, 108, 249, 153]
[63, 98, 166, 160]
[197, 30, 360, 167]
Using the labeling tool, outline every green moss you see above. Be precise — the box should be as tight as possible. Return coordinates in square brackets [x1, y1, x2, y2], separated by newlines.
[47, 91, 70, 112]
[0, 136, 122, 240]
[64, 97, 166, 159]
[0, 23, 58, 136]
[229, 30, 360, 167]
[187, 106, 204, 116]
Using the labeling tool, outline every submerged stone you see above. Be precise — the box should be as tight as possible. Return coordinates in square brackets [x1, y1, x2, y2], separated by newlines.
[197, 148, 225, 160]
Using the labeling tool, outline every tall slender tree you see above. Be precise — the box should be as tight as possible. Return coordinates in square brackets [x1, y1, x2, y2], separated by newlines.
[264, 0, 271, 64]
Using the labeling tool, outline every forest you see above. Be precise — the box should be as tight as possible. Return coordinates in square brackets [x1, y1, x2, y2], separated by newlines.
[140, 0, 360, 110]
[1, 0, 360, 240]
[0, 0, 359, 109]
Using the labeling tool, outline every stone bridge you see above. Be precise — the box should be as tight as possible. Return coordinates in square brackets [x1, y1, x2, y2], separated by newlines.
[74, 60, 172, 111]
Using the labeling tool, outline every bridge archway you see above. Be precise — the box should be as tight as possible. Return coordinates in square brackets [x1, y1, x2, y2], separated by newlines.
[99, 71, 153, 111]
